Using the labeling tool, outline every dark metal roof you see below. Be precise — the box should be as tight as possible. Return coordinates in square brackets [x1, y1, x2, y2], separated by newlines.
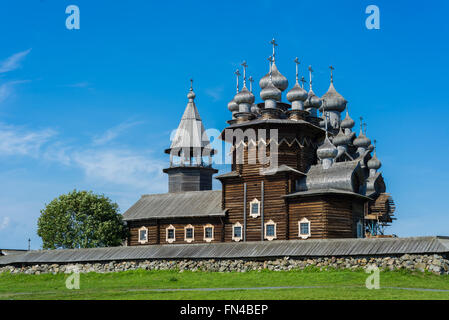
[1, 237, 448, 265]
[122, 190, 225, 221]
[298, 160, 364, 193]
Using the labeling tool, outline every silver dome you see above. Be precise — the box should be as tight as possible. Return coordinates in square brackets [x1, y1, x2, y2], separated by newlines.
[341, 111, 355, 129]
[353, 132, 372, 148]
[304, 90, 322, 109]
[259, 62, 289, 92]
[260, 81, 282, 101]
[227, 98, 239, 112]
[367, 154, 382, 170]
[332, 128, 352, 146]
[287, 83, 308, 102]
[187, 90, 196, 101]
[321, 82, 346, 112]
[317, 136, 338, 160]
[234, 86, 255, 105]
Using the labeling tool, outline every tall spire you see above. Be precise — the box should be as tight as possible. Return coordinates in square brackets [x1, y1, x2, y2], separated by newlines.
[308, 65, 314, 90]
[234, 69, 240, 93]
[164, 82, 218, 192]
[249, 76, 254, 92]
[329, 65, 334, 83]
[241, 61, 248, 87]
[294, 57, 300, 83]
[187, 78, 195, 101]
[270, 38, 278, 63]
[300, 76, 306, 88]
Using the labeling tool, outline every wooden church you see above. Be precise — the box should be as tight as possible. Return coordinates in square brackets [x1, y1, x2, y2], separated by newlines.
[123, 40, 395, 246]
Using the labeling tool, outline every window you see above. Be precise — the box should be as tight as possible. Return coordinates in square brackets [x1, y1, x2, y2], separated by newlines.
[138, 226, 148, 244]
[232, 222, 243, 242]
[184, 224, 194, 243]
[204, 224, 214, 242]
[166, 225, 175, 243]
[249, 199, 261, 218]
[357, 220, 364, 238]
[298, 218, 311, 239]
[264, 220, 277, 241]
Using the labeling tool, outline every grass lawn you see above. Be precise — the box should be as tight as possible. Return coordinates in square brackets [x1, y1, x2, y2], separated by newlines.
[1, 268, 449, 300]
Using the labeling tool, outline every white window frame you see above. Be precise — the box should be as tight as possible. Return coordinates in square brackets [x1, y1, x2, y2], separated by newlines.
[138, 226, 148, 244]
[184, 224, 195, 243]
[356, 220, 364, 238]
[166, 224, 176, 243]
[264, 220, 277, 241]
[249, 198, 261, 218]
[298, 218, 311, 239]
[232, 222, 243, 242]
[203, 224, 214, 242]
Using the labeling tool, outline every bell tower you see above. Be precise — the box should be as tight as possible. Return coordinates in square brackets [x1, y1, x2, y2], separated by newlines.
[163, 80, 218, 192]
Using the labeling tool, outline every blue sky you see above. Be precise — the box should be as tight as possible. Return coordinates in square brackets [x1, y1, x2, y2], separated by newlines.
[0, 0, 448, 249]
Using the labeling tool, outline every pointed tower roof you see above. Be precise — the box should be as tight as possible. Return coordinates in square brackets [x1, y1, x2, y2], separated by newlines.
[165, 81, 214, 156]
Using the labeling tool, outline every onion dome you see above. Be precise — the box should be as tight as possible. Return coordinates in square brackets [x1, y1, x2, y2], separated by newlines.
[259, 62, 289, 92]
[320, 82, 346, 112]
[304, 90, 322, 109]
[287, 83, 308, 103]
[234, 86, 255, 105]
[260, 80, 282, 101]
[332, 127, 352, 146]
[367, 144, 375, 152]
[367, 153, 382, 170]
[227, 98, 239, 113]
[187, 89, 196, 101]
[353, 132, 371, 148]
[341, 110, 355, 130]
[317, 135, 338, 160]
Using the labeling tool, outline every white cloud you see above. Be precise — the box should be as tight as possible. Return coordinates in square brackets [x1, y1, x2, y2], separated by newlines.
[92, 120, 144, 146]
[0, 80, 30, 103]
[0, 216, 10, 230]
[0, 123, 56, 157]
[0, 121, 166, 192]
[0, 49, 32, 74]
[204, 86, 224, 101]
[71, 148, 166, 190]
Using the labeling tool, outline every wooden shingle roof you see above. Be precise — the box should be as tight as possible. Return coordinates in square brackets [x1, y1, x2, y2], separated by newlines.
[122, 190, 225, 221]
[1, 237, 448, 265]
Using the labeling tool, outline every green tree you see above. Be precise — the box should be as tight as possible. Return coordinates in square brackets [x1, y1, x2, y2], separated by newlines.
[37, 190, 127, 249]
